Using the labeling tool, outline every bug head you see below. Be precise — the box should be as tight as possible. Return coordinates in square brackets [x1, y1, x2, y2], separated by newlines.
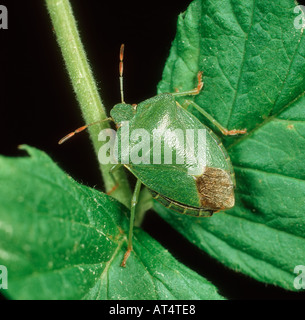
[110, 44, 137, 126]
[110, 103, 136, 125]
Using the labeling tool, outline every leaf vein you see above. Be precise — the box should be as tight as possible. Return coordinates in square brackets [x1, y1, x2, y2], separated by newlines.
[226, 0, 256, 127]
[234, 164, 305, 183]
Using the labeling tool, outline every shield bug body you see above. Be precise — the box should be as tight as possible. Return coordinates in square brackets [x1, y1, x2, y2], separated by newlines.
[59, 45, 246, 267]
[111, 93, 236, 216]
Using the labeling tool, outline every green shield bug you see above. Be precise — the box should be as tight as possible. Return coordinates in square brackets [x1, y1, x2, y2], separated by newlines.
[59, 44, 246, 267]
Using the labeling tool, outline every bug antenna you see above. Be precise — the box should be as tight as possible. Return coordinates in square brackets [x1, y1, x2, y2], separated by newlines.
[58, 118, 112, 145]
[119, 44, 125, 103]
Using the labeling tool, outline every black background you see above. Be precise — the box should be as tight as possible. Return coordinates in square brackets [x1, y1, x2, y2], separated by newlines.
[1, 0, 305, 300]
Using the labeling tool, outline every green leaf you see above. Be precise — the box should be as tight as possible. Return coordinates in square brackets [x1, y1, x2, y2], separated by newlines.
[0, 146, 223, 300]
[157, 0, 305, 290]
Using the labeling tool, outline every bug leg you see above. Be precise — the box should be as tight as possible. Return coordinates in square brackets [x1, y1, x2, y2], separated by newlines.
[181, 100, 247, 136]
[171, 71, 204, 97]
[106, 184, 118, 195]
[58, 118, 113, 144]
[121, 179, 142, 267]
[106, 164, 122, 195]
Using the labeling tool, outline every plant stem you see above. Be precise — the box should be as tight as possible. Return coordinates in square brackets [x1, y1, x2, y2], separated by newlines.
[45, 0, 132, 208]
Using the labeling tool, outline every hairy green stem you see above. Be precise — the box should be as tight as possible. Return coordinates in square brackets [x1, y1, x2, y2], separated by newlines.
[45, 0, 131, 208]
